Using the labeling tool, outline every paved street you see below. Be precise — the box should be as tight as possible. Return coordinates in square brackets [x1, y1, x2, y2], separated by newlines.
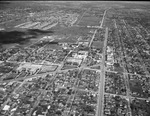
[97, 27, 108, 116]
[1, 2, 150, 116]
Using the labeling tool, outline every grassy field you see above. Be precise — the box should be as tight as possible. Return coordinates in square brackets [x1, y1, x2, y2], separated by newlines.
[78, 16, 100, 26]
[129, 79, 143, 97]
[52, 26, 91, 36]
[92, 41, 103, 49]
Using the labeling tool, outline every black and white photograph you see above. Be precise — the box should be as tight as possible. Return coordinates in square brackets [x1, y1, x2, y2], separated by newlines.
[0, 1, 150, 116]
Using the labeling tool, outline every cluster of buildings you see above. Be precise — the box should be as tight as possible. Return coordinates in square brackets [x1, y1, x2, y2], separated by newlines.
[0, 36, 66, 81]
[59, 13, 79, 27]
[0, 47, 21, 61]
[85, 48, 102, 67]
[62, 35, 92, 69]
[16, 63, 41, 75]
[116, 19, 150, 76]
[106, 46, 114, 66]
[7, 37, 66, 64]
[1, 74, 53, 116]
[0, 30, 103, 115]
[0, 60, 57, 82]
[54, 69, 78, 88]
[0, 62, 19, 80]
[129, 75, 150, 98]
[106, 28, 123, 73]
[103, 7, 150, 116]
[78, 69, 100, 92]
[105, 72, 126, 96]
[0, 8, 25, 25]
[63, 50, 88, 69]
[0, 81, 21, 115]
[0, 68, 100, 116]
[130, 98, 150, 116]
[69, 90, 97, 116]
[104, 94, 129, 116]
[14, 11, 79, 30]
[0, 7, 105, 114]
[1, 2, 150, 116]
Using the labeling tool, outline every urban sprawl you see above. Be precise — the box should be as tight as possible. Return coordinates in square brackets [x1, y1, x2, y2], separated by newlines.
[0, 1, 150, 116]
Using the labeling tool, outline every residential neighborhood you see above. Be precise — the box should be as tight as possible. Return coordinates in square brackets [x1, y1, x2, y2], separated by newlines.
[0, 1, 150, 116]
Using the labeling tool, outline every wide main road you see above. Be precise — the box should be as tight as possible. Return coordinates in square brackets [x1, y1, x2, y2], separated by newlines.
[97, 27, 108, 116]
[99, 8, 110, 28]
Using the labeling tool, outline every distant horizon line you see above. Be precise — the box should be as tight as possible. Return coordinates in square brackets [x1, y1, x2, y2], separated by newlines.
[1, 0, 150, 2]
[1, 0, 150, 5]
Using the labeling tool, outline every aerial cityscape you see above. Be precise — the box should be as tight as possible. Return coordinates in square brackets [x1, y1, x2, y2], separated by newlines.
[0, 1, 150, 116]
